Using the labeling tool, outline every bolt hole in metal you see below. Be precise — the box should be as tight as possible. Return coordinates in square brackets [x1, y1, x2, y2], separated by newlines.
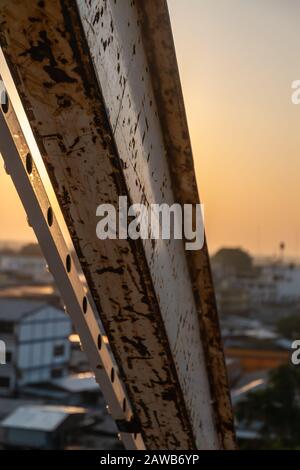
[66, 254, 71, 272]
[1, 91, 9, 114]
[122, 398, 126, 413]
[97, 334, 102, 350]
[111, 367, 115, 383]
[47, 207, 53, 227]
[82, 295, 88, 314]
[26, 153, 33, 174]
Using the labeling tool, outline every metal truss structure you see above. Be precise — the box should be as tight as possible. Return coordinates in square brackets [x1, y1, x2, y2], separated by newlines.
[0, 0, 235, 450]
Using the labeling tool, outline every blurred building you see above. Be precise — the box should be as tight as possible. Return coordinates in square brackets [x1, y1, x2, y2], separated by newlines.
[0, 284, 62, 308]
[212, 248, 300, 315]
[0, 244, 52, 283]
[216, 281, 250, 315]
[0, 405, 85, 449]
[0, 298, 71, 396]
[22, 372, 100, 407]
[261, 263, 300, 304]
[68, 333, 90, 372]
[224, 332, 290, 372]
[0, 244, 119, 450]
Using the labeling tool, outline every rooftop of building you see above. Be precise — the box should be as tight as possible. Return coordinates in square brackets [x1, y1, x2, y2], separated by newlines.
[0, 405, 86, 432]
[51, 372, 99, 393]
[0, 298, 47, 322]
[0, 284, 61, 308]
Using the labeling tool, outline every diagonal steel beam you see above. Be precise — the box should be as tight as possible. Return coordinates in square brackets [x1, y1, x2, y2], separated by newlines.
[0, 56, 145, 450]
[0, 0, 235, 449]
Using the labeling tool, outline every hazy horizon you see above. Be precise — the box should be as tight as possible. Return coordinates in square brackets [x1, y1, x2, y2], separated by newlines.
[0, 237, 299, 264]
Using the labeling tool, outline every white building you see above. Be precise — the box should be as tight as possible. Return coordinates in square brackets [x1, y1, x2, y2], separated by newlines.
[221, 263, 300, 308]
[0, 299, 72, 396]
[239, 275, 277, 305]
[261, 263, 300, 304]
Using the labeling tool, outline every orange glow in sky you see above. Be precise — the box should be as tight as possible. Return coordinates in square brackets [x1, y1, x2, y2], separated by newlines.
[1, 0, 300, 258]
[168, 0, 300, 258]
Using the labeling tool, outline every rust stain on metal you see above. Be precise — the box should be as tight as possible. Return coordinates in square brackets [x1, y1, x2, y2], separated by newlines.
[0, 0, 236, 449]
[0, 0, 193, 449]
[136, 0, 236, 449]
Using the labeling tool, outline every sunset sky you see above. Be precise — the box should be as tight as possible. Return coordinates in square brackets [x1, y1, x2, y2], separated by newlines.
[1, 0, 300, 258]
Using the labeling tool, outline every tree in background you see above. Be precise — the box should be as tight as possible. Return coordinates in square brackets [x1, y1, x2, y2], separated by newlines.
[276, 314, 300, 340]
[236, 365, 300, 449]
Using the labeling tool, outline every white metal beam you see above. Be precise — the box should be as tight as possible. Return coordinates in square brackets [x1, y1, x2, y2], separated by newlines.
[0, 0, 235, 449]
[0, 54, 144, 450]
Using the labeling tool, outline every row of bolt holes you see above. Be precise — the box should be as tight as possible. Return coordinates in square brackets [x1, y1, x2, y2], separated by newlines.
[2, 96, 76, 300]
[2, 91, 131, 424]
[32, 152, 127, 413]
[26, 151, 124, 407]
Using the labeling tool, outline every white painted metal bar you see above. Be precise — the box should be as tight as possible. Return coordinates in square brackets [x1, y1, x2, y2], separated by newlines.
[0, 0, 235, 449]
[0, 56, 144, 450]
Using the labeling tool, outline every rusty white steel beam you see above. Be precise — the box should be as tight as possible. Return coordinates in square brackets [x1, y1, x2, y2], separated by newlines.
[0, 0, 235, 449]
[0, 52, 144, 451]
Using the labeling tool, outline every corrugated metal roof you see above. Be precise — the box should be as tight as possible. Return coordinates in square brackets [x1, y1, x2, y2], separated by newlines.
[0, 405, 86, 431]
